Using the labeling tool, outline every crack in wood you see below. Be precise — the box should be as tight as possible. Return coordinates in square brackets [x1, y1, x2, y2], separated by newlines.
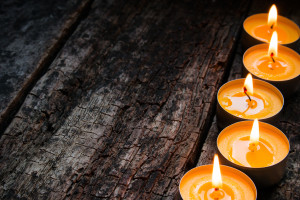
[0, 0, 256, 199]
[0, 0, 94, 135]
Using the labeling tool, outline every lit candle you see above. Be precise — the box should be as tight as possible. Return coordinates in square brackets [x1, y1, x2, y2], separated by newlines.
[217, 74, 284, 129]
[211, 155, 223, 199]
[179, 155, 257, 200]
[243, 31, 300, 97]
[242, 4, 300, 49]
[217, 120, 289, 187]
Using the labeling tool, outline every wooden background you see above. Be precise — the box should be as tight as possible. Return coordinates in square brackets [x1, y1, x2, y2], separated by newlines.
[0, 0, 299, 199]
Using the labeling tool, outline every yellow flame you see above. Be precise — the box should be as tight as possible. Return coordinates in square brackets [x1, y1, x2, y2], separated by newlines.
[250, 119, 259, 144]
[268, 31, 278, 57]
[268, 4, 277, 28]
[212, 154, 222, 189]
[243, 74, 253, 96]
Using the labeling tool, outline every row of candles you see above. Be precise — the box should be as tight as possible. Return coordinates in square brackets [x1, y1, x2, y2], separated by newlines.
[180, 5, 300, 200]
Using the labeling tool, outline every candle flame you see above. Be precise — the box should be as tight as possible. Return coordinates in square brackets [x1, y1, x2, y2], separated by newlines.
[212, 154, 222, 189]
[250, 119, 259, 145]
[268, 31, 278, 57]
[243, 74, 253, 96]
[268, 4, 277, 28]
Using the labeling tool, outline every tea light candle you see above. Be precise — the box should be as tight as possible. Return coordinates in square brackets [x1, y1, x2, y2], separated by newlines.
[243, 31, 300, 97]
[217, 74, 284, 129]
[242, 4, 300, 49]
[217, 120, 289, 187]
[179, 155, 257, 200]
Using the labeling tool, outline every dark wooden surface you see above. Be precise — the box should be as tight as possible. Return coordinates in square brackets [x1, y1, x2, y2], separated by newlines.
[0, 0, 93, 133]
[0, 0, 299, 199]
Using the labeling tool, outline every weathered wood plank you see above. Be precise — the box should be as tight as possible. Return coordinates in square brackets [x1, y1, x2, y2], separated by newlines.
[198, 1, 300, 199]
[0, 0, 92, 133]
[197, 43, 244, 166]
[0, 0, 251, 199]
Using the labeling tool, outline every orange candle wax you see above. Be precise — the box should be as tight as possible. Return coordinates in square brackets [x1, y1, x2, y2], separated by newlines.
[243, 5, 300, 45]
[243, 44, 300, 81]
[218, 77, 283, 120]
[217, 121, 289, 168]
[180, 156, 257, 200]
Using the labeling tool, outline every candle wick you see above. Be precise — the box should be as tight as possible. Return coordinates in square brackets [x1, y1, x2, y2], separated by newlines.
[270, 24, 274, 29]
[249, 142, 258, 152]
[271, 52, 276, 63]
[243, 87, 252, 101]
[271, 57, 275, 63]
[214, 188, 219, 200]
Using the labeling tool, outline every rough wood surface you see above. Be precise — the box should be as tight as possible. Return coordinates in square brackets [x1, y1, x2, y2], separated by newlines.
[197, 43, 244, 166]
[0, 0, 92, 133]
[0, 0, 252, 199]
[197, 1, 300, 197]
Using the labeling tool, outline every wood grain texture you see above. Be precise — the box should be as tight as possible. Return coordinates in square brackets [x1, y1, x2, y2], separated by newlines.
[197, 43, 243, 166]
[0, 0, 251, 199]
[0, 0, 92, 134]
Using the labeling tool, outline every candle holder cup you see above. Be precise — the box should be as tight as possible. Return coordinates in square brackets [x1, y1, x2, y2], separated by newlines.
[217, 121, 290, 188]
[216, 78, 284, 130]
[243, 44, 300, 98]
[242, 14, 300, 51]
[179, 165, 257, 200]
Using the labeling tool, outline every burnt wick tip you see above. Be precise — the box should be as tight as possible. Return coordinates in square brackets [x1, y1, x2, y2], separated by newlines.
[270, 52, 276, 63]
[271, 57, 275, 63]
[244, 87, 252, 102]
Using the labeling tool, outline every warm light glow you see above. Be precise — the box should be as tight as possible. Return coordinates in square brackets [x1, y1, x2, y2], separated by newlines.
[268, 4, 277, 28]
[250, 119, 259, 145]
[268, 31, 278, 57]
[212, 154, 222, 189]
[243, 74, 253, 95]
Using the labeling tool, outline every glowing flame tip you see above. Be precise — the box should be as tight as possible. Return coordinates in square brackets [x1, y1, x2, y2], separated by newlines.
[250, 119, 259, 144]
[212, 154, 222, 189]
[268, 4, 277, 28]
[243, 74, 254, 96]
[268, 31, 278, 57]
